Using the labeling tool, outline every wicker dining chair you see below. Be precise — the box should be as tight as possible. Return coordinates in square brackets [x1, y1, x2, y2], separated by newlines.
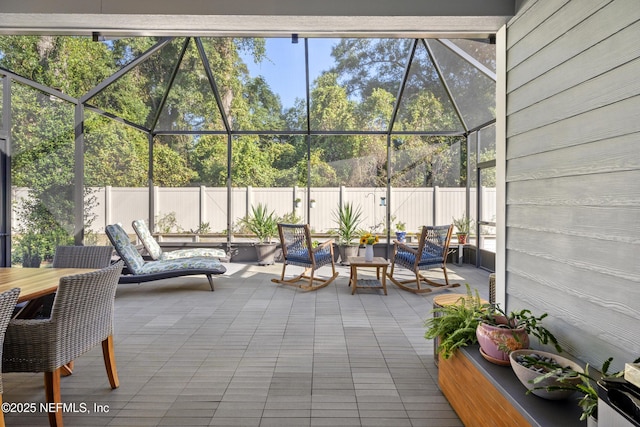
[387, 224, 460, 294]
[270, 223, 338, 291]
[2, 262, 123, 427]
[0, 287, 20, 427]
[52, 245, 114, 269]
[28, 245, 115, 320]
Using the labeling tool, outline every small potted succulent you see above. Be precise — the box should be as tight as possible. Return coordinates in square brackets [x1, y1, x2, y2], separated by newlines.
[395, 221, 407, 243]
[510, 349, 583, 400]
[452, 214, 473, 244]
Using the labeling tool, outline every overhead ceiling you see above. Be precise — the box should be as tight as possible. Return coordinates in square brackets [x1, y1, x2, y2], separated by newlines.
[0, 0, 515, 38]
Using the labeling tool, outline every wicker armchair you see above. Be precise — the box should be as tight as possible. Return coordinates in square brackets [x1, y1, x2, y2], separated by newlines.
[2, 262, 124, 427]
[270, 223, 338, 291]
[387, 224, 460, 294]
[0, 288, 20, 427]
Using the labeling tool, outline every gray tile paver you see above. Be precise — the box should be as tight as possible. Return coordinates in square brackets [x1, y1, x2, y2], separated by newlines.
[2, 262, 488, 426]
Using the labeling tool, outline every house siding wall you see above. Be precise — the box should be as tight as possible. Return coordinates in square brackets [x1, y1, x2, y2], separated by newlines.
[505, 0, 640, 370]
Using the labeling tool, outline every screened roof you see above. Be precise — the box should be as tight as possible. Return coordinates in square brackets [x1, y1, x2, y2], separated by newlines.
[81, 36, 496, 136]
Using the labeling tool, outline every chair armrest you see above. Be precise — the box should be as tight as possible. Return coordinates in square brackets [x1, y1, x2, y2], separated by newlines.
[395, 242, 418, 255]
[4, 319, 57, 365]
[313, 239, 334, 253]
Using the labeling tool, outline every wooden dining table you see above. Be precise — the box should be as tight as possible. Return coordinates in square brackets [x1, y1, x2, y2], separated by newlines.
[0, 267, 97, 303]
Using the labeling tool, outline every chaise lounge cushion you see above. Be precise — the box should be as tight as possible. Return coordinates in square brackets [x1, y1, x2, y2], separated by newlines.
[132, 219, 226, 260]
[105, 224, 226, 289]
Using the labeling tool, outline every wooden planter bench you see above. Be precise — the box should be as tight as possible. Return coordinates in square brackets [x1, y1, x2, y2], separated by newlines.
[438, 345, 585, 427]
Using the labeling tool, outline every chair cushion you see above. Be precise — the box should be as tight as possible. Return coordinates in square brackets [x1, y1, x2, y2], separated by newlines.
[132, 219, 163, 260]
[287, 249, 311, 265]
[161, 248, 226, 260]
[106, 224, 146, 274]
[417, 253, 443, 268]
[137, 257, 226, 275]
[395, 249, 442, 269]
[286, 247, 333, 269]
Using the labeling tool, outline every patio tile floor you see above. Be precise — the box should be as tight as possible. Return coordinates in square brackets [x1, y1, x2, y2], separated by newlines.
[2, 262, 490, 426]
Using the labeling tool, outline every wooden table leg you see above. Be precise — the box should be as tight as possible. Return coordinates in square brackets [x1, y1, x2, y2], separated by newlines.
[351, 265, 358, 295]
[381, 266, 388, 295]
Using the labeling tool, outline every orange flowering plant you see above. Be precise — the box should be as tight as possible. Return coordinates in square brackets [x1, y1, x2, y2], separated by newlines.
[359, 232, 379, 245]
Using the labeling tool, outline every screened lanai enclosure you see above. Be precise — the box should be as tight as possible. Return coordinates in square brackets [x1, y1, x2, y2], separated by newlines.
[0, 35, 497, 268]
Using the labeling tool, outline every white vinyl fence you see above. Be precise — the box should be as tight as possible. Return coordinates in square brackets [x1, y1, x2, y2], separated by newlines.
[14, 186, 496, 236]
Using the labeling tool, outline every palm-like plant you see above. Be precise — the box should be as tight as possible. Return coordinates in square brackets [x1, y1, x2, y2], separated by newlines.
[239, 204, 278, 243]
[332, 202, 363, 245]
[452, 214, 473, 235]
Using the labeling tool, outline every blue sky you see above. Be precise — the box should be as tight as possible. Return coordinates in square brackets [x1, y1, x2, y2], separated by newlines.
[241, 38, 338, 109]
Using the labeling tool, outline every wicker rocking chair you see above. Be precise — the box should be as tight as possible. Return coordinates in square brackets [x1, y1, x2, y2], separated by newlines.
[271, 223, 338, 291]
[387, 224, 460, 294]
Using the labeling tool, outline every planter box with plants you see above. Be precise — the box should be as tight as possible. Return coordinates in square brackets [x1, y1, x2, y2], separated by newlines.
[424, 285, 606, 426]
[438, 345, 585, 427]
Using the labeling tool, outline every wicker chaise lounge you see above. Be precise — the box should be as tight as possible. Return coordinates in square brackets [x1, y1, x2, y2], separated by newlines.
[106, 224, 226, 291]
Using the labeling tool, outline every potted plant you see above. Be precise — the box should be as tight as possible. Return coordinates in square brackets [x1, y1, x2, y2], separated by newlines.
[332, 202, 363, 265]
[294, 197, 302, 209]
[476, 305, 562, 365]
[424, 285, 490, 360]
[309, 199, 316, 208]
[452, 214, 473, 244]
[529, 356, 640, 425]
[510, 349, 584, 400]
[238, 203, 279, 265]
[395, 221, 407, 243]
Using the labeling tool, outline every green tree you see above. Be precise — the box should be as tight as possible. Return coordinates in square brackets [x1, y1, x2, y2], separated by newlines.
[231, 136, 277, 187]
[153, 143, 198, 186]
[189, 135, 228, 186]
